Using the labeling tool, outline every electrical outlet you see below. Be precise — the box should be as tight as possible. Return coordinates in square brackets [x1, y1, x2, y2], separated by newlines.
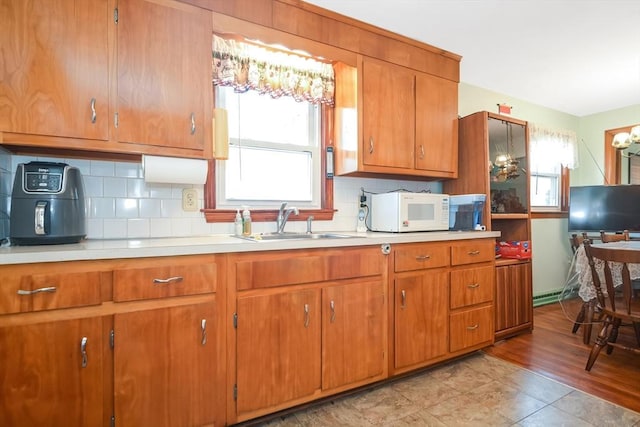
[182, 188, 198, 212]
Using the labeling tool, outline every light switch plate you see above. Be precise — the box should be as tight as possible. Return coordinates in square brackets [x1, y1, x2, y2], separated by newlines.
[182, 188, 198, 212]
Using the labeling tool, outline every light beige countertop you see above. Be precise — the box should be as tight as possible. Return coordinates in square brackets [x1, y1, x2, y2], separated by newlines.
[0, 231, 500, 265]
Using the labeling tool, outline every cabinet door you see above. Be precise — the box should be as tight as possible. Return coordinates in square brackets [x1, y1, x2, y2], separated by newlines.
[236, 288, 321, 416]
[415, 72, 458, 176]
[0, 317, 104, 427]
[322, 280, 385, 390]
[495, 262, 533, 332]
[394, 269, 449, 369]
[0, 0, 109, 140]
[362, 57, 415, 169]
[114, 302, 218, 427]
[116, 0, 209, 151]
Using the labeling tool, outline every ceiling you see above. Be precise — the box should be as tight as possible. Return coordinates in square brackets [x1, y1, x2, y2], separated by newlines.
[302, 0, 640, 117]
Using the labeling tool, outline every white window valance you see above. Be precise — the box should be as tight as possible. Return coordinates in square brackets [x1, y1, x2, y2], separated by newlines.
[212, 34, 335, 106]
[529, 124, 579, 170]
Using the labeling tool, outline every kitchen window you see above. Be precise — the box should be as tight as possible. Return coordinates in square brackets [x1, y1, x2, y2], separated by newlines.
[214, 86, 321, 209]
[204, 34, 336, 223]
[529, 125, 578, 212]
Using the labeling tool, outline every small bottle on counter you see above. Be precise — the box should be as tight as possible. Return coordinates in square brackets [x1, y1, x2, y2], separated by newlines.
[242, 206, 252, 236]
[234, 209, 243, 236]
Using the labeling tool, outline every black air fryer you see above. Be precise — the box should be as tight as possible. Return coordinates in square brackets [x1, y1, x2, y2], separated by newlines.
[10, 161, 87, 245]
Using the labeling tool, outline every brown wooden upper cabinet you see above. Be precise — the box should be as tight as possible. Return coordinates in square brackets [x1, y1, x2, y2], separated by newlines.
[334, 56, 458, 179]
[116, 0, 210, 153]
[0, 0, 212, 158]
[0, 0, 110, 141]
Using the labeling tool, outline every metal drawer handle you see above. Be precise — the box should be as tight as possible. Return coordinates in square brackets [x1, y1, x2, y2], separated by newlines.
[152, 276, 184, 284]
[17, 286, 57, 295]
[201, 319, 207, 345]
[468, 250, 480, 256]
[415, 255, 431, 261]
[419, 144, 425, 159]
[467, 283, 480, 289]
[466, 324, 479, 331]
[190, 112, 196, 135]
[90, 98, 97, 123]
[400, 290, 406, 309]
[304, 304, 310, 328]
[80, 337, 88, 368]
[330, 300, 336, 323]
[369, 137, 374, 154]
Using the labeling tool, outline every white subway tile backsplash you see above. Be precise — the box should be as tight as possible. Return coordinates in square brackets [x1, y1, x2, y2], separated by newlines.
[103, 219, 127, 238]
[104, 177, 128, 197]
[83, 176, 103, 197]
[127, 218, 150, 238]
[115, 198, 139, 218]
[150, 218, 173, 237]
[90, 198, 115, 218]
[115, 161, 142, 178]
[4, 154, 444, 241]
[90, 160, 115, 177]
[127, 179, 149, 198]
[139, 198, 162, 218]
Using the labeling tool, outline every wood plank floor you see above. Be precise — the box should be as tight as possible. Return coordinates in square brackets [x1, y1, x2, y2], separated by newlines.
[484, 300, 640, 413]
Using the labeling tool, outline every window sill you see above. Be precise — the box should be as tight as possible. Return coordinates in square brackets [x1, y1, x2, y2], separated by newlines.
[203, 208, 336, 223]
[531, 211, 568, 219]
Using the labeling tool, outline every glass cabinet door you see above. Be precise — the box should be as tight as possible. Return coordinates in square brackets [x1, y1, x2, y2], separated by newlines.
[488, 117, 528, 214]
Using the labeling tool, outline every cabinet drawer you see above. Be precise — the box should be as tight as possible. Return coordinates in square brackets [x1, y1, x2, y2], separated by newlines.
[449, 305, 493, 352]
[451, 240, 495, 266]
[450, 265, 495, 309]
[394, 243, 450, 272]
[114, 258, 217, 302]
[235, 247, 383, 290]
[0, 266, 103, 315]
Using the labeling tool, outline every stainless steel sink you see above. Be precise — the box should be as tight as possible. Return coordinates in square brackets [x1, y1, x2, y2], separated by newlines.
[236, 232, 356, 241]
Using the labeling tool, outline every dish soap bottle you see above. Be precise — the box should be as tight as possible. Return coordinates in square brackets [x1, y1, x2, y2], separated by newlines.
[234, 209, 243, 236]
[242, 206, 252, 236]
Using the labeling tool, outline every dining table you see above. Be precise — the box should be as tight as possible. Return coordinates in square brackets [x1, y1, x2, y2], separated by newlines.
[574, 240, 640, 302]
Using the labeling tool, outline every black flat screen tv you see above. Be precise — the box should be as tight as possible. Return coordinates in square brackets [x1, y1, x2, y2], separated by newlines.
[568, 185, 640, 232]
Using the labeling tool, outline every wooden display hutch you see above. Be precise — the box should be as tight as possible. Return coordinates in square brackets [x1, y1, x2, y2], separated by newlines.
[444, 111, 533, 340]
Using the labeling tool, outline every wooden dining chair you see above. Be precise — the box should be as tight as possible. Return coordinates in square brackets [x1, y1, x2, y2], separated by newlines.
[582, 240, 640, 371]
[599, 230, 630, 243]
[570, 232, 589, 254]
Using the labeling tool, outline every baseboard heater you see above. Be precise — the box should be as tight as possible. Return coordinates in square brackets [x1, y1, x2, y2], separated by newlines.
[532, 290, 564, 307]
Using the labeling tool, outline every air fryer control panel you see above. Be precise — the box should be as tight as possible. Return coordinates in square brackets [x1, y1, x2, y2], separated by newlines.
[22, 163, 65, 193]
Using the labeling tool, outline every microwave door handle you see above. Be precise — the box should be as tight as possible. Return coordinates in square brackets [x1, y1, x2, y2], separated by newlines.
[35, 201, 47, 235]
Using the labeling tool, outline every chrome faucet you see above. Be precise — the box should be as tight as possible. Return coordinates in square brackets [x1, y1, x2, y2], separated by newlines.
[276, 202, 299, 233]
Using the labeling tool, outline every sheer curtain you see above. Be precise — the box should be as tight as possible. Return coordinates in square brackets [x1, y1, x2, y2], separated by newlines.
[212, 34, 335, 106]
[529, 124, 579, 171]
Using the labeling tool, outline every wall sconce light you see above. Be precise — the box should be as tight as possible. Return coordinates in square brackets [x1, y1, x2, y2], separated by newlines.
[612, 125, 640, 150]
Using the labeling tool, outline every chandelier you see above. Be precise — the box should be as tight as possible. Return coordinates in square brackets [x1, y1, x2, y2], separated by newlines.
[612, 125, 640, 150]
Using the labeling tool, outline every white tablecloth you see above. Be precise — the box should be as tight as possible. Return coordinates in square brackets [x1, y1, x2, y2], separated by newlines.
[575, 240, 640, 301]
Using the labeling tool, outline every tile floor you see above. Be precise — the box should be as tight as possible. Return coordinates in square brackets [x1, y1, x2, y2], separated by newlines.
[255, 352, 640, 427]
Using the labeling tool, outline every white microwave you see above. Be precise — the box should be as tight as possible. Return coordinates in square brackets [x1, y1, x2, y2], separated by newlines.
[370, 192, 450, 232]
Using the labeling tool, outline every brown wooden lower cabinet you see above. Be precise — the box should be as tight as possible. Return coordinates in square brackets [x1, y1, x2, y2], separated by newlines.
[0, 317, 105, 427]
[394, 269, 449, 370]
[114, 301, 218, 427]
[235, 288, 322, 416]
[495, 261, 533, 340]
